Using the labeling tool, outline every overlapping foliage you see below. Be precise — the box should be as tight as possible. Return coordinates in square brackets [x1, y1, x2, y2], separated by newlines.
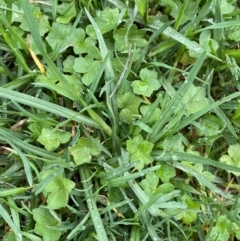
[1, 0, 240, 240]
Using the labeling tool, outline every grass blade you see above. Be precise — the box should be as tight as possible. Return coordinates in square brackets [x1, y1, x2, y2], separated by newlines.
[20, 0, 73, 89]
[1, 134, 32, 186]
[85, 8, 119, 150]
[0, 87, 100, 128]
[80, 166, 108, 241]
[174, 0, 189, 30]
[154, 151, 240, 174]
[0, 204, 22, 241]
[0, 127, 63, 161]
[147, 51, 206, 143]
[171, 91, 240, 136]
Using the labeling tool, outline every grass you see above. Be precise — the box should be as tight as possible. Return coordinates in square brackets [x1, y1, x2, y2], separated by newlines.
[1, 0, 240, 240]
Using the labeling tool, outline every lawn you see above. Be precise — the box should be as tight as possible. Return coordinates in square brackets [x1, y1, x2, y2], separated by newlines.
[1, 0, 240, 240]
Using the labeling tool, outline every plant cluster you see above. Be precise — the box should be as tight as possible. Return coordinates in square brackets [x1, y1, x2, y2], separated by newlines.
[1, 0, 240, 240]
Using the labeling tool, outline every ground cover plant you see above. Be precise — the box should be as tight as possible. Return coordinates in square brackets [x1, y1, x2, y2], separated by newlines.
[1, 0, 240, 240]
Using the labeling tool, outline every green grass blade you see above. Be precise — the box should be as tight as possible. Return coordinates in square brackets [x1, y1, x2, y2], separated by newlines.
[0, 13, 29, 54]
[6, 0, 13, 22]
[194, 0, 212, 27]
[51, 11, 82, 61]
[148, 23, 221, 61]
[34, 78, 80, 102]
[0, 127, 64, 161]
[0, 26, 30, 72]
[80, 166, 108, 241]
[1, 133, 32, 186]
[133, 20, 174, 72]
[206, 70, 237, 138]
[106, 1, 214, 61]
[87, 52, 110, 103]
[0, 57, 14, 80]
[20, 0, 72, 88]
[84, 8, 115, 83]
[33, 167, 63, 195]
[82, 128, 112, 157]
[132, 94, 162, 136]
[85, 8, 119, 150]
[212, 203, 240, 227]
[3, 73, 36, 90]
[106, 165, 161, 187]
[0, 204, 22, 241]
[134, 190, 181, 219]
[35, 77, 112, 136]
[154, 151, 240, 174]
[141, 211, 163, 241]
[147, 51, 206, 143]
[171, 91, 240, 136]
[5, 197, 29, 217]
[128, 179, 163, 217]
[135, 0, 148, 22]
[12, 100, 57, 126]
[7, 197, 20, 234]
[52, 0, 57, 20]
[174, 0, 189, 30]
[21, 232, 43, 241]
[67, 212, 90, 240]
[198, 20, 240, 31]
[172, 162, 232, 199]
[0, 87, 99, 128]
